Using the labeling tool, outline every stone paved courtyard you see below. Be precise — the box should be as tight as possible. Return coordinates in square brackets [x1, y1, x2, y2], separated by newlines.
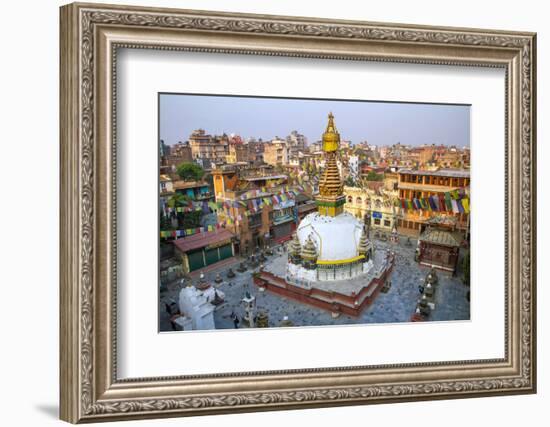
[159, 235, 470, 332]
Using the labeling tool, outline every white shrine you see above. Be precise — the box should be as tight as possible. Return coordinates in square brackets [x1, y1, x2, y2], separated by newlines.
[287, 113, 374, 282]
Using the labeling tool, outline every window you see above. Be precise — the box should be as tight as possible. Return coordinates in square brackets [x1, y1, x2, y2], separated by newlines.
[374, 218, 381, 225]
[384, 220, 391, 227]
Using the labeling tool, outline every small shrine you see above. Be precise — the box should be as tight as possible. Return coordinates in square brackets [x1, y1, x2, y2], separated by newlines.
[417, 218, 463, 274]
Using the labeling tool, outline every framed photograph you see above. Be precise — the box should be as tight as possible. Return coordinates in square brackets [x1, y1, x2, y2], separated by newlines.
[60, 2, 537, 423]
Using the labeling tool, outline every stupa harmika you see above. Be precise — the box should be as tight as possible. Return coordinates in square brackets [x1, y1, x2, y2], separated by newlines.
[288, 113, 374, 282]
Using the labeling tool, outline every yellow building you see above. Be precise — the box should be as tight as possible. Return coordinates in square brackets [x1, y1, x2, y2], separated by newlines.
[344, 186, 398, 232]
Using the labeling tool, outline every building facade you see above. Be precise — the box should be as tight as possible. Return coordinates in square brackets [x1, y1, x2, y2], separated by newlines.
[226, 142, 249, 164]
[173, 229, 235, 273]
[212, 166, 295, 254]
[343, 186, 399, 232]
[263, 139, 289, 166]
[397, 168, 470, 236]
[188, 129, 229, 167]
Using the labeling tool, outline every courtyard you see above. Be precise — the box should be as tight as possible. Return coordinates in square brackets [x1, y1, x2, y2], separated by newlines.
[159, 234, 470, 332]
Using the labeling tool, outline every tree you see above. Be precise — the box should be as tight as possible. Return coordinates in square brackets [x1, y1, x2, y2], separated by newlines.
[167, 193, 190, 208]
[176, 162, 204, 181]
[344, 176, 357, 187]
[365, 171, 383, 182]
[180, 210, 202, 229]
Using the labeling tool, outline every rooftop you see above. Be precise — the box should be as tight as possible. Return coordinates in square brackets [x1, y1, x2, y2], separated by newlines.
[398, 168, 470, 178]
[242, 174, 287, 181]
[419, 228, 463, 247]
[173, 180, 210, 190]
[173, 229, 234, 253]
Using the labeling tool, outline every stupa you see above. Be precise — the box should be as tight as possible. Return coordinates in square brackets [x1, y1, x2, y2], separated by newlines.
[289, 113, 374, 282]
[255, 113, 394, 318]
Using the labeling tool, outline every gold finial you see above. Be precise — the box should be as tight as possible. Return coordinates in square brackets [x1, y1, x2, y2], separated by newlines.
[322, 112, 340, 152]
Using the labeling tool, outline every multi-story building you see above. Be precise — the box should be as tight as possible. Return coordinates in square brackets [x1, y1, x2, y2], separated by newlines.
[160, 174, 174, 195]
[188, 129, 229, 168]
[212, 166, 296, 254]
[348, 155, 360, 183]
[404, 145, 435, 166]
[397, 168, 470, 236]
[161, 141, 193, 172]
[246, 138, 265, 165]
[433, 146, 465, 168]
[344, 185, 399, 232]
[286, 130, 306, 160]
[226, 142, 249, 164]
[263, 139, 289, 166]
[173, 180, 213, 202]
[160, 139, 171, 157]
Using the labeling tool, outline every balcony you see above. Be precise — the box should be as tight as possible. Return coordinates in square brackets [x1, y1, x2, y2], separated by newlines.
[398, 182, 460, 192]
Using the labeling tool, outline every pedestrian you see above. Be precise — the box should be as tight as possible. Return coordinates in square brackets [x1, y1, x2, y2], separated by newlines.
[233, 314, 240, 329]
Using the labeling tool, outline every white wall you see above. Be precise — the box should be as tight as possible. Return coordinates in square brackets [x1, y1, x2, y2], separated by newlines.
[0, 0, 546, 426]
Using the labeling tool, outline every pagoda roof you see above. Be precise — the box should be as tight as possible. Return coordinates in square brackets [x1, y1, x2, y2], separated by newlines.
[419, 228, 463, 247]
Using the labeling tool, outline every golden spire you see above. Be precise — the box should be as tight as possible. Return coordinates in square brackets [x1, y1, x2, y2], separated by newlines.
[322, 112, 340, 153]
[316, 113, 346, 217]
[319, 155, 342, 197]
[319, 113, 343, 197]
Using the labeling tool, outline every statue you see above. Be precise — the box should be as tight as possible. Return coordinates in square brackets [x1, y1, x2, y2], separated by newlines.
[255, 311, 269, 328]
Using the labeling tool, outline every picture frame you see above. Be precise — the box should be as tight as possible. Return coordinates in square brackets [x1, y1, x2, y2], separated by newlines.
[59, 2, 537, 423]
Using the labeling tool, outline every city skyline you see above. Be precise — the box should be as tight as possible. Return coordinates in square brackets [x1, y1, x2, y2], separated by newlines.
[160, 93, 470, 148]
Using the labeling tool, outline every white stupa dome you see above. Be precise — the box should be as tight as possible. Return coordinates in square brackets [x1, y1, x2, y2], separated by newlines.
[296, 212, 364, 262]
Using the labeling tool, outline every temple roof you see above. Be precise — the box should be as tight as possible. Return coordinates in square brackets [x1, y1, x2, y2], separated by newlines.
[419, 228, 463, 247]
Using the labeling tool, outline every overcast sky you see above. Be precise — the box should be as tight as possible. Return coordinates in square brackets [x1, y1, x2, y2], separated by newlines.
[159, 93, 470, 148]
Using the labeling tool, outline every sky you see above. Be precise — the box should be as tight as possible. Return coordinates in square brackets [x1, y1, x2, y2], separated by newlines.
[159, 93, 470, 148]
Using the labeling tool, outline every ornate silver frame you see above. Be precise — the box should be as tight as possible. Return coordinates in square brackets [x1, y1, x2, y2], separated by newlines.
[60, 2, 537, 423]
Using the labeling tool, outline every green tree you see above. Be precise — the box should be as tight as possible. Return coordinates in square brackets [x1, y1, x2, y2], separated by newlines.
[167, 193, 190, 208]
[344, 176, 356, 187]
[365, 171, 384, 181]
[160, 212, 173, 231]
[176, 162, 205, 181]
[180, 211, 202, 229]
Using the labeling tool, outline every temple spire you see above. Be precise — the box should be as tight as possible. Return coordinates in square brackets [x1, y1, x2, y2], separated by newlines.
[316, 113, 346, 217]
[322, 112, 340, 153]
